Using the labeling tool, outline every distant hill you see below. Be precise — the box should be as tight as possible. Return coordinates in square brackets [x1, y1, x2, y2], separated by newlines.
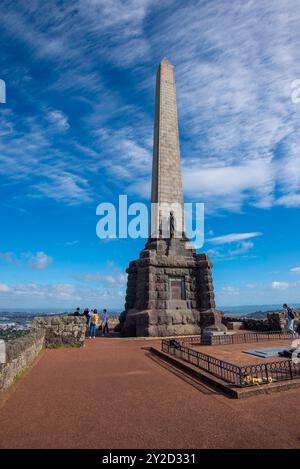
[245, 310, 278, 320]
[222, 303, 300, 317]
[0, 308, 121, 316]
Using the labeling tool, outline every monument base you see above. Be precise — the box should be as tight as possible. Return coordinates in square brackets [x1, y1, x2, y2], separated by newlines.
[120, 237, 226, 337]
[121, 309, 202, 337]
[199, 309, 227, 332]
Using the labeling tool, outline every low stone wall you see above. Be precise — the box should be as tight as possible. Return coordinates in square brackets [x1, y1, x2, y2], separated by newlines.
[0, 316, 86, 391]
[267, 312, 288, 331]
[223, 312, 295, 332]
[226, 321, 244, 331]
[0, 329, 45, 391]
[222, 316, 266, 330]
[32, 315, 86, 348]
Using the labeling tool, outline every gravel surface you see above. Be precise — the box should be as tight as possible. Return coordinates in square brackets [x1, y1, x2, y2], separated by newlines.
[0, 338, 299, 449]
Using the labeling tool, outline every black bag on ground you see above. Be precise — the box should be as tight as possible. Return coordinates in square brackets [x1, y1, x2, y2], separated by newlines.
[278, 347, 300, 358]
[169, 339, 181, 349]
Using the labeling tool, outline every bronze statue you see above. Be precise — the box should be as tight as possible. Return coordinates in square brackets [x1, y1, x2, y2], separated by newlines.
[170, 211, 175, 238]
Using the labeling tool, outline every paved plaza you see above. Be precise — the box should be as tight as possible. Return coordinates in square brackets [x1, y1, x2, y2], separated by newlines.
[0, 338, 299, 449]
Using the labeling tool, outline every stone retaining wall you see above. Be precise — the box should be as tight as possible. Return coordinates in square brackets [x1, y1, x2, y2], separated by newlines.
[267, 312, 289, 331]
[0, 329, 45, 391]
[0, 316, 86, 391]
[32, 315, 86, 348]
[223, 313, 292, 332]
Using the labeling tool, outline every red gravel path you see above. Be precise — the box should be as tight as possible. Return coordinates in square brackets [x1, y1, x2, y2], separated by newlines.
[0, 338, 299, 449]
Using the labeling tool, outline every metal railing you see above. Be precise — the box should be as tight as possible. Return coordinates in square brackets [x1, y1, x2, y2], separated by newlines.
[161, 339, 300, 387]
[206, 331, 291, 346]
[239, 359, 300, 386]
[176, 331, 291, 347]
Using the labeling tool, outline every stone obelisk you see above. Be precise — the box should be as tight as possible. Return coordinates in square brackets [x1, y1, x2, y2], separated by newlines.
[121, 58, 225, 337]
[151, 58, 184, 237]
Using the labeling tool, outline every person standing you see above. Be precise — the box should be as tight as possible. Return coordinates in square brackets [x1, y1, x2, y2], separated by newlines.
[73, 307, 80, 316]
[102, 309, 109, 336]
[283, 304, 298, 339]
[89, 309, 99, 339]
[83, 308, 90, 325]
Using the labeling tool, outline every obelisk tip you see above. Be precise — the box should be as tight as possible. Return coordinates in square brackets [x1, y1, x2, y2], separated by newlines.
[160, 57, 171, 66]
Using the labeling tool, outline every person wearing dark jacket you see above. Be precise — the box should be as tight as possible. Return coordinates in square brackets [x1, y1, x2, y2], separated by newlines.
[73, 307, 80, 316]
[83, 308, 90, 325]
[102, 309, 109, 336]
[283, 304, 298, 339]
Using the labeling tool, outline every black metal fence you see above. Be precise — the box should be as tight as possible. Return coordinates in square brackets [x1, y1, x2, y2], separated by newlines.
[177, 331, 291, 347]
[206, 331, 291, 346]
[239, 360, 300, 386]
[161, 339, 300, 387]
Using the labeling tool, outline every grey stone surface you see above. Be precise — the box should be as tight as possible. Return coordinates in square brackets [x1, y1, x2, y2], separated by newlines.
[243, 346, 290, 358]
[151, 58, 184, 236]
[32, 315, 86, 348]
[223, 312, 298, 332]
[227, 321, 244, 330]
[0, 330, 45, 391]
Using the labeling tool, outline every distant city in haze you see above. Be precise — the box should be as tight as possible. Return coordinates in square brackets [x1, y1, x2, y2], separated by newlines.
[1, 303, 300, 316]
[2, 303, 300, 334]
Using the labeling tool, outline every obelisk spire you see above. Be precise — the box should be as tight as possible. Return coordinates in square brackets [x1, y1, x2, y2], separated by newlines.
[151, 58, 184, 237]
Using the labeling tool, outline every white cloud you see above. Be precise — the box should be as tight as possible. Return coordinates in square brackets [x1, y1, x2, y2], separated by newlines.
[47, 110, 70, 131]
[147, 1, 300, 211]
[79, 272, 127, 285]
[0, 281, 126, 308]
[276, 194, 300, 208]
[66, 240, 80, 246]
[207, 239, 256, 261]
[229, 240, 254, 256]
[246, 283, 258, 289]
[0, 252, 14, 263]
[94, 126, 152, 183]
[290, 267, 300, 275]
[272, 281, 290, 290]
[5, 283, 80, 301]
[1, 0, 300, 215]
[221, 286, 240, 295]
[1, 0, 156, 74]
[206, 248, 221, 257]
[126, 179, 150, 199]
[0, 111, 93, 205]
[49, 284, 78, 300]
[208, 232, 262, 245]
[32, 172, 92, 205]
[28, 252, 53, 270]
[0, 283, 10, 293]
[183, 159, 274, 211]
[0, 251, 53, 270]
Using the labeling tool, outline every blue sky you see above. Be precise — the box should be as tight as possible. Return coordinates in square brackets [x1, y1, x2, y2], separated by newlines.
[0, 0, 300, 310]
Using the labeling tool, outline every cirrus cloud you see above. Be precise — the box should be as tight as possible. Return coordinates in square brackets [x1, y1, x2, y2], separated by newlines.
[47, 110, 70, 131]
[290, 267, 300, 275]
[272, 281, 290, 291]
[208, 232, 262, 245]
